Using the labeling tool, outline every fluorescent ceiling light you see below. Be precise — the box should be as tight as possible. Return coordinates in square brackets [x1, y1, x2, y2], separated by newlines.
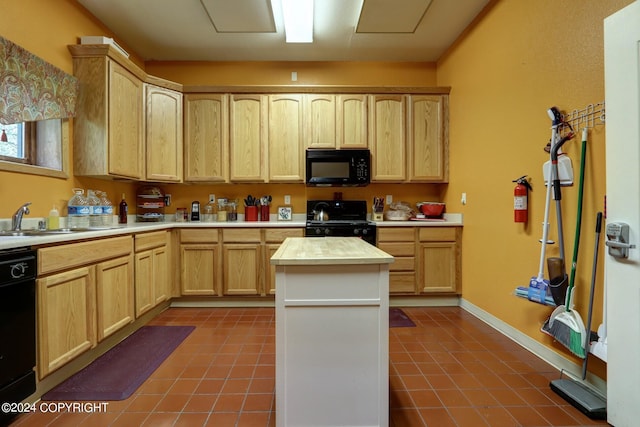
[281, 0, 314, 43]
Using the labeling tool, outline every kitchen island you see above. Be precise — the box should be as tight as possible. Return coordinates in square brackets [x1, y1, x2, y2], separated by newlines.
[271, 237, 394, 427]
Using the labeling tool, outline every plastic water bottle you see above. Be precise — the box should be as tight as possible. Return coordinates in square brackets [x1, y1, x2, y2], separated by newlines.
[97, 190, 114, 227]
[68, 188, 90, 229]
[87, 190, 102, 227]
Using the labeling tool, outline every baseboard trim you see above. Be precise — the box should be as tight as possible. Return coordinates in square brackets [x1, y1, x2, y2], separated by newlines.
[459, 298, 607, 398]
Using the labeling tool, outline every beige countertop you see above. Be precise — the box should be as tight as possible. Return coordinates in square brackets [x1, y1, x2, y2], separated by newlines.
[0, 212, 463, 251]
[270, 237, 394, 266]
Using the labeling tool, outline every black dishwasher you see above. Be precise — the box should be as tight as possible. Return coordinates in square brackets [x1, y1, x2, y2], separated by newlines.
[0, 247, 37, 422]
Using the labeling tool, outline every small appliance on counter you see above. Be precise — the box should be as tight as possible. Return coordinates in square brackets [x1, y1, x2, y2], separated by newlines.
[136, 186, 165, 222]
[190, 201, 200, 221]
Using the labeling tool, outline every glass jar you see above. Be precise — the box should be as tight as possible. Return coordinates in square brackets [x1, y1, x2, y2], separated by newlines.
[227, 199, 238, 222]
[217, 199, 228, 222]
[203, 202, 216, 222]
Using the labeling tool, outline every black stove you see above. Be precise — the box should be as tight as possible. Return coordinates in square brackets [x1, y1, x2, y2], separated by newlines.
[305, 200, 377, 245]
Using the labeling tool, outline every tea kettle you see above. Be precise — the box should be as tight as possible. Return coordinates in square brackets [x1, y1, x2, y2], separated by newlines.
[312, 202, 330, 221]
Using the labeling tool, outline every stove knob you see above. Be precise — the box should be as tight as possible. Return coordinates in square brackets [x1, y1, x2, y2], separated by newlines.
[324, 228, 330, 235]
[315, 228, 322, 235]
[362, 229, 368, 235]
[353, 228, 360, 236]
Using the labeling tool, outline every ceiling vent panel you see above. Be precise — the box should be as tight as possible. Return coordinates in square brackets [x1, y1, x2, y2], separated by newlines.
[201, 0, 276, 33]
[356, 0, 433, 33]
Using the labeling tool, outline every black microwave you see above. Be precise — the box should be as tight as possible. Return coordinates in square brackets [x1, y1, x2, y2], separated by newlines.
[305, 149, 370, 187]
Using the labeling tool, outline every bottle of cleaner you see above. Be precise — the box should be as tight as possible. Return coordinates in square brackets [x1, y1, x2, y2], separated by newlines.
[47, 205, 60, 230]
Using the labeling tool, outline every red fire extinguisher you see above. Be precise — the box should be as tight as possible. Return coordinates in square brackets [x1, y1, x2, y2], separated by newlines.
[513, 175, 532, 223]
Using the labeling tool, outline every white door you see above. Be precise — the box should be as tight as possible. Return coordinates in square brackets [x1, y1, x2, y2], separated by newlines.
[604, 3, 640, 426]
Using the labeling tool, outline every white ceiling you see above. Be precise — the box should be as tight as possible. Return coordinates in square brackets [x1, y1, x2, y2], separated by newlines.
[77, 0, 490, 62]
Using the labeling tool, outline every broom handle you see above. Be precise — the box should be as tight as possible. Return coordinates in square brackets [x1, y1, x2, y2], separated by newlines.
[582, 212, 603, 380]
[566, 128, 588, 310]
[538, 125, 557, 279]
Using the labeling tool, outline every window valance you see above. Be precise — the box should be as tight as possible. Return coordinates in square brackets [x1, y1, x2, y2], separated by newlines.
[0, 35, 79, 125]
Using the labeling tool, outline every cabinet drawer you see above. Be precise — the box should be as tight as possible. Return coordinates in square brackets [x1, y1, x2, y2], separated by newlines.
[377, 227, 415, 242]
[418, 227, 457, 242]
[180, 228, 219, 243]
[264, 228, 303, 242]
[378, 242, 415, 257]
[38, 236, 133, 275]
[389, 272, 416, 293]
[223, 228, 261, 243]
[134, 231, 167, 252]
[390, 256, 415, 271]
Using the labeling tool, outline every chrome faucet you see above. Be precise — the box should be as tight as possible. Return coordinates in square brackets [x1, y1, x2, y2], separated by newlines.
[11, 202, 32, 231]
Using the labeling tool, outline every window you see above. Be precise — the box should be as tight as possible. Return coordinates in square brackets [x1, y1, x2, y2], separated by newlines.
[0, 119, 68, 178]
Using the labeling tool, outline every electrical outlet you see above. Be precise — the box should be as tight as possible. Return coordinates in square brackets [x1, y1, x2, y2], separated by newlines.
[284, 195, 291, 205]
[208, 194, 216, 204]
[165, 194, 171, 206]
[385, 195, 393, 204]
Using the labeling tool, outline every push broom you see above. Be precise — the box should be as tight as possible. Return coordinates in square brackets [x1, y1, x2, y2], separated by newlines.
[541, 128, 588, 358]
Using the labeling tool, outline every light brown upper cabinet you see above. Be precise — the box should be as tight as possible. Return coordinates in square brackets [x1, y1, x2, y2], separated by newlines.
[305, 94, 336, 148]
[337, 94, 368, 149]
[269, 94, 304, 182]
[72, 54, 144, 180]
[145, 84, 183, 182]
[370, 95, 406, 182]
[407, 95, 449, 182]
[184, 94, 229, 182]
[229, 94, 267, 182]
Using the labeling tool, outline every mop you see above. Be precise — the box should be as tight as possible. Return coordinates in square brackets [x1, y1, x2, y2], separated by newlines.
[550, 212, 607, 419]
[526, 108, 564, 303]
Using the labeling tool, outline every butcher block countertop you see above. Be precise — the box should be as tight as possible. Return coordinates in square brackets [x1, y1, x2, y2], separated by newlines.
[270, 237, 394, 266]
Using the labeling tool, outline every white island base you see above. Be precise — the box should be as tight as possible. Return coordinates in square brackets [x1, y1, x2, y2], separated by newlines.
[271, 237, 394, 427]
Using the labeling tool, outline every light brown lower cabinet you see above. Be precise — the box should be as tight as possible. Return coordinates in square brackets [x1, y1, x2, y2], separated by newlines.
[417, 227, 461, 294]
[376, 226, 461, 294]
[36, 236, 134, 379]
[377, 227, 416, 294]
[180, 229, 221, 296]
[222, 229, 262, 295]
[134, 231, 171, 317]
[37, 267, 96, 379]
[178, 227, 303, 296]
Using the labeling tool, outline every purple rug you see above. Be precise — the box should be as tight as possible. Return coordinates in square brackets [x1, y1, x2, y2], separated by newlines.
[42, 325, 194, 401]
[390, 308, 416, 328]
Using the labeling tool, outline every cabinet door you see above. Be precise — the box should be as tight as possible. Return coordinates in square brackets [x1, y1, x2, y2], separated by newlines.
[223, 244, 261, 295]
[408, 95, 448, 182]
[230, 94, 266, 182]
[305, 94, 336, 148]
[181, 244, 220, 295]
[184, 94, 229, 182]
[370, 95, 406, 181]
[337, 94, 368, 149]
[96, 255, 135, 342]
[108, 61, 144, 179]
[37, 267, 96, 379]
[419, 242, 458, 293]
[134, 250, 154, 317]
[153, 245, 170, 304]
[269, 94, 304, 181]
[145, 85, 183, 182]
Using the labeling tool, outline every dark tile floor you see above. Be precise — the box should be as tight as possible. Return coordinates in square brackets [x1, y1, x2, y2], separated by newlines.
[11, 307, 610, 426]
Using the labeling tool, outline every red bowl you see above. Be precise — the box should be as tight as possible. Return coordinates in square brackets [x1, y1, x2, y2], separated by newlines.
[418, 202, 445, 217]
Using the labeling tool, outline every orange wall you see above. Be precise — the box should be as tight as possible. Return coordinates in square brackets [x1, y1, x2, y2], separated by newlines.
[437, 0, 633, 378]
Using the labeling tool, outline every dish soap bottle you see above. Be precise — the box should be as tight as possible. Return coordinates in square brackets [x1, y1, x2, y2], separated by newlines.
[118, 193, 128, 224]
[47, 205, 60, 230]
